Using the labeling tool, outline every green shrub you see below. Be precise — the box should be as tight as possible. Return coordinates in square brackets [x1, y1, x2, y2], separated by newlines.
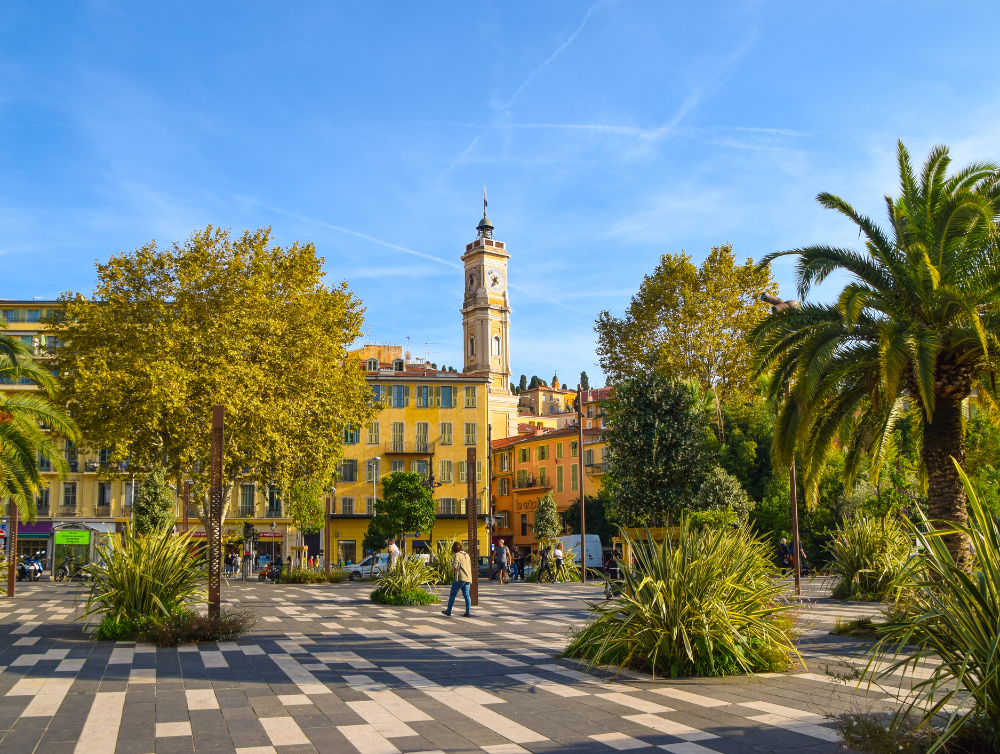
[371, 555, 438, 603]
[829, 514, 912, 600]
[328, 568, 349, 583]
[564, 519, 797, 678]
[94, 614, 154, 641]
[82, 525, 206, 625]
[370, 587, 439, 605]
[140, 607, 257, 647]
[275, 567, 327, 584]
[858, 463, 1000, 752]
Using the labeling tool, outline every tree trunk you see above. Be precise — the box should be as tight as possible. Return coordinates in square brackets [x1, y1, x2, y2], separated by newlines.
[923, 396, 971, 570]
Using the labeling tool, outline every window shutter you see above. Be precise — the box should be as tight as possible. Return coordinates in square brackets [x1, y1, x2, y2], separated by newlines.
[404, 385, 410, 406]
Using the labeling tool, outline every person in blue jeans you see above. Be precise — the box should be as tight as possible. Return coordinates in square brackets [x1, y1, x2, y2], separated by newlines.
[442, 541, 473, 617]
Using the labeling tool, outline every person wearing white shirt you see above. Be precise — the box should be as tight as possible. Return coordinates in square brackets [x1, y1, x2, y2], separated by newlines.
[554, 545, 565, 582]
[387, 538, 400, 569]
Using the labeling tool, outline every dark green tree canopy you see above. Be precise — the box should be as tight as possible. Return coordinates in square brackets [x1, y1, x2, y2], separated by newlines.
[132, 464, 175, 535]
[531, 491, 561, 540]
[603, 373, 712, 525]
[363, 472, 436, 552]
[692, 466, 754, 522]
[580, 371, 590, 390]
[519, 375, 528, 392]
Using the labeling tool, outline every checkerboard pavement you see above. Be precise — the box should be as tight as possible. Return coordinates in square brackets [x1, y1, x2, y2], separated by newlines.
[0, 577, 930, 754]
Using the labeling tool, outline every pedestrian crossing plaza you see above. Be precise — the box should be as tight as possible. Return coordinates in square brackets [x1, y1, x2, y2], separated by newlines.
[0, 578, 918, 754]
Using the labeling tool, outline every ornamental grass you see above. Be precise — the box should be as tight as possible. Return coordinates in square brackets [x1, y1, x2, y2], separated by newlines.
[856, 463, 1000, 752]
[564, 519, 798, 678]
[82, 524, 207, 629]
[829, 513, 913, 601]
[370, 555, 439, 605]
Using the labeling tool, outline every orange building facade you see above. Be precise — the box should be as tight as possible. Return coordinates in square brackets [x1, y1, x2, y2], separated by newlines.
[490, 426, 583, 556]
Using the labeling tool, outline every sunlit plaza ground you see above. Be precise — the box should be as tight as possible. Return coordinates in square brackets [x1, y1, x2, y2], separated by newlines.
[0, 576, 931, 754]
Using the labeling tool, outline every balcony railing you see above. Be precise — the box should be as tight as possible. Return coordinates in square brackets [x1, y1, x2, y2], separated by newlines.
[514, 475, 552, 490]
[59, 506, 77, 517]
[266, 506, 282, 518]
[95, 505, 111, 517]
[585, 463, 608, 474]
[239, 506, 256, 518]
[383, 441, 436, 455]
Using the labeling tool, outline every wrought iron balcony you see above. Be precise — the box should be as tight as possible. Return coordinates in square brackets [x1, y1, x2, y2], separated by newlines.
[383, 441, 435, 455]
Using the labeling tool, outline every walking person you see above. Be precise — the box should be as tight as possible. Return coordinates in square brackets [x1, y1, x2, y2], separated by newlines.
[553, 543, 566, 582]
[512, 546, 524, 581]
[496, 539, 510, 585]
[442, 541, 473, 617]
[537, 546, 554, 583]
[387, 538, 400, 570]
[778, 538, 792, 576]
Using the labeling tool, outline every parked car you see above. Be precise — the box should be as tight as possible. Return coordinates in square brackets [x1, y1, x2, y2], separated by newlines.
[345, 553, 388, 580]
[477, 555, 507, 580]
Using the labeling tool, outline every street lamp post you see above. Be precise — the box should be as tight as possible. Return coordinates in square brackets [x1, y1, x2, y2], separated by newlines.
[270, 520, 276, 573]
[371, 454, 381, 509]
[761, 292, 802, 597]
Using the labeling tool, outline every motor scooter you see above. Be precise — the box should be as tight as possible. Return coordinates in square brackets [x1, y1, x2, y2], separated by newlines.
[257, 560, 283, 582]
[54, 555, 76, 582]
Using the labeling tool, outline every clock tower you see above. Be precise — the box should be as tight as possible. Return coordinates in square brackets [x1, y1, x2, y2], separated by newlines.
[461, 206, 519, 439]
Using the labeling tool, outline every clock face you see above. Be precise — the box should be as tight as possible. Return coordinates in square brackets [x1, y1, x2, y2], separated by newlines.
[467, 271, 479, 291]
[486, 268, 506, 293]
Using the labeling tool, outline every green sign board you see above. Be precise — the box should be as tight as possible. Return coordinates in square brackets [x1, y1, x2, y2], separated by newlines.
[55, 530, 90, 546]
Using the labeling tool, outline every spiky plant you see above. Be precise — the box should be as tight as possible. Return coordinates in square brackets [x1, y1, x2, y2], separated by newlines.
[371, 554, 439, 605]
[829, 514, 913, 600]
[753, 142, 1000, 569]
[564, 520, 797, 678]
[83, 525, 206, 626]
[860, 462, 1000, 751]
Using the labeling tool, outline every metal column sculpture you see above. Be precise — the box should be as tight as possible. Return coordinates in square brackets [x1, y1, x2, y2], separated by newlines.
[577, 388, 587, 583]
[6, 500, 17, 598]
[208, 405, 224, 618]
[182, 481, 190, 532]
[466, 446, 478, 607]
[324, 495, 331, 580]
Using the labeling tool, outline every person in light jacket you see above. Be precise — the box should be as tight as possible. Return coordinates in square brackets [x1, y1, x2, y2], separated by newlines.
[442, 541, 473, 617]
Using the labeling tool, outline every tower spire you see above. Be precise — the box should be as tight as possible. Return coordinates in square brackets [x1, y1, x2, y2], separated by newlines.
[476, 186, 494, 239]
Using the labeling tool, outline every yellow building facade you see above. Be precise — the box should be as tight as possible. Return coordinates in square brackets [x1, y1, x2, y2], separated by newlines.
[332, 345, 489, 563]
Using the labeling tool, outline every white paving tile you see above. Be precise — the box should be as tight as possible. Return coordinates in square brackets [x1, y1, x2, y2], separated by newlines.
[74, 692, 126, 754]
[386, 667, 546, 744]
[589, 732, 652, 750]
[259, 717, 311, 746]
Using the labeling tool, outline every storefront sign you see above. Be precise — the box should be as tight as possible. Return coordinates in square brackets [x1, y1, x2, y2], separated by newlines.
[189, 531, 283, 538]
[55, 531, 91, 545]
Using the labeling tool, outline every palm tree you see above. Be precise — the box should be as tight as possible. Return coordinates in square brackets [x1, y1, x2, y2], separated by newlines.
[0, 325, 77, 521]
[752, 142, 1000, 568]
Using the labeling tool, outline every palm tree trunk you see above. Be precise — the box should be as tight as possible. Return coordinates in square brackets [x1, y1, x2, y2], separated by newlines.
[923, 396, 971, 569]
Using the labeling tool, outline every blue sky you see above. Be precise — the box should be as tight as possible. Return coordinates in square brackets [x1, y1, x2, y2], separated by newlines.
[3, 2, 1000, 386]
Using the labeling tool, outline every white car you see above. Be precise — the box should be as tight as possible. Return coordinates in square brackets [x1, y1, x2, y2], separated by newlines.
[344, 552, 432, 580]
[345, 553, 388, 580]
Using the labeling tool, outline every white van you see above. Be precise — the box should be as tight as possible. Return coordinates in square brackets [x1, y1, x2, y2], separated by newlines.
[556, 534, 603, 569]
